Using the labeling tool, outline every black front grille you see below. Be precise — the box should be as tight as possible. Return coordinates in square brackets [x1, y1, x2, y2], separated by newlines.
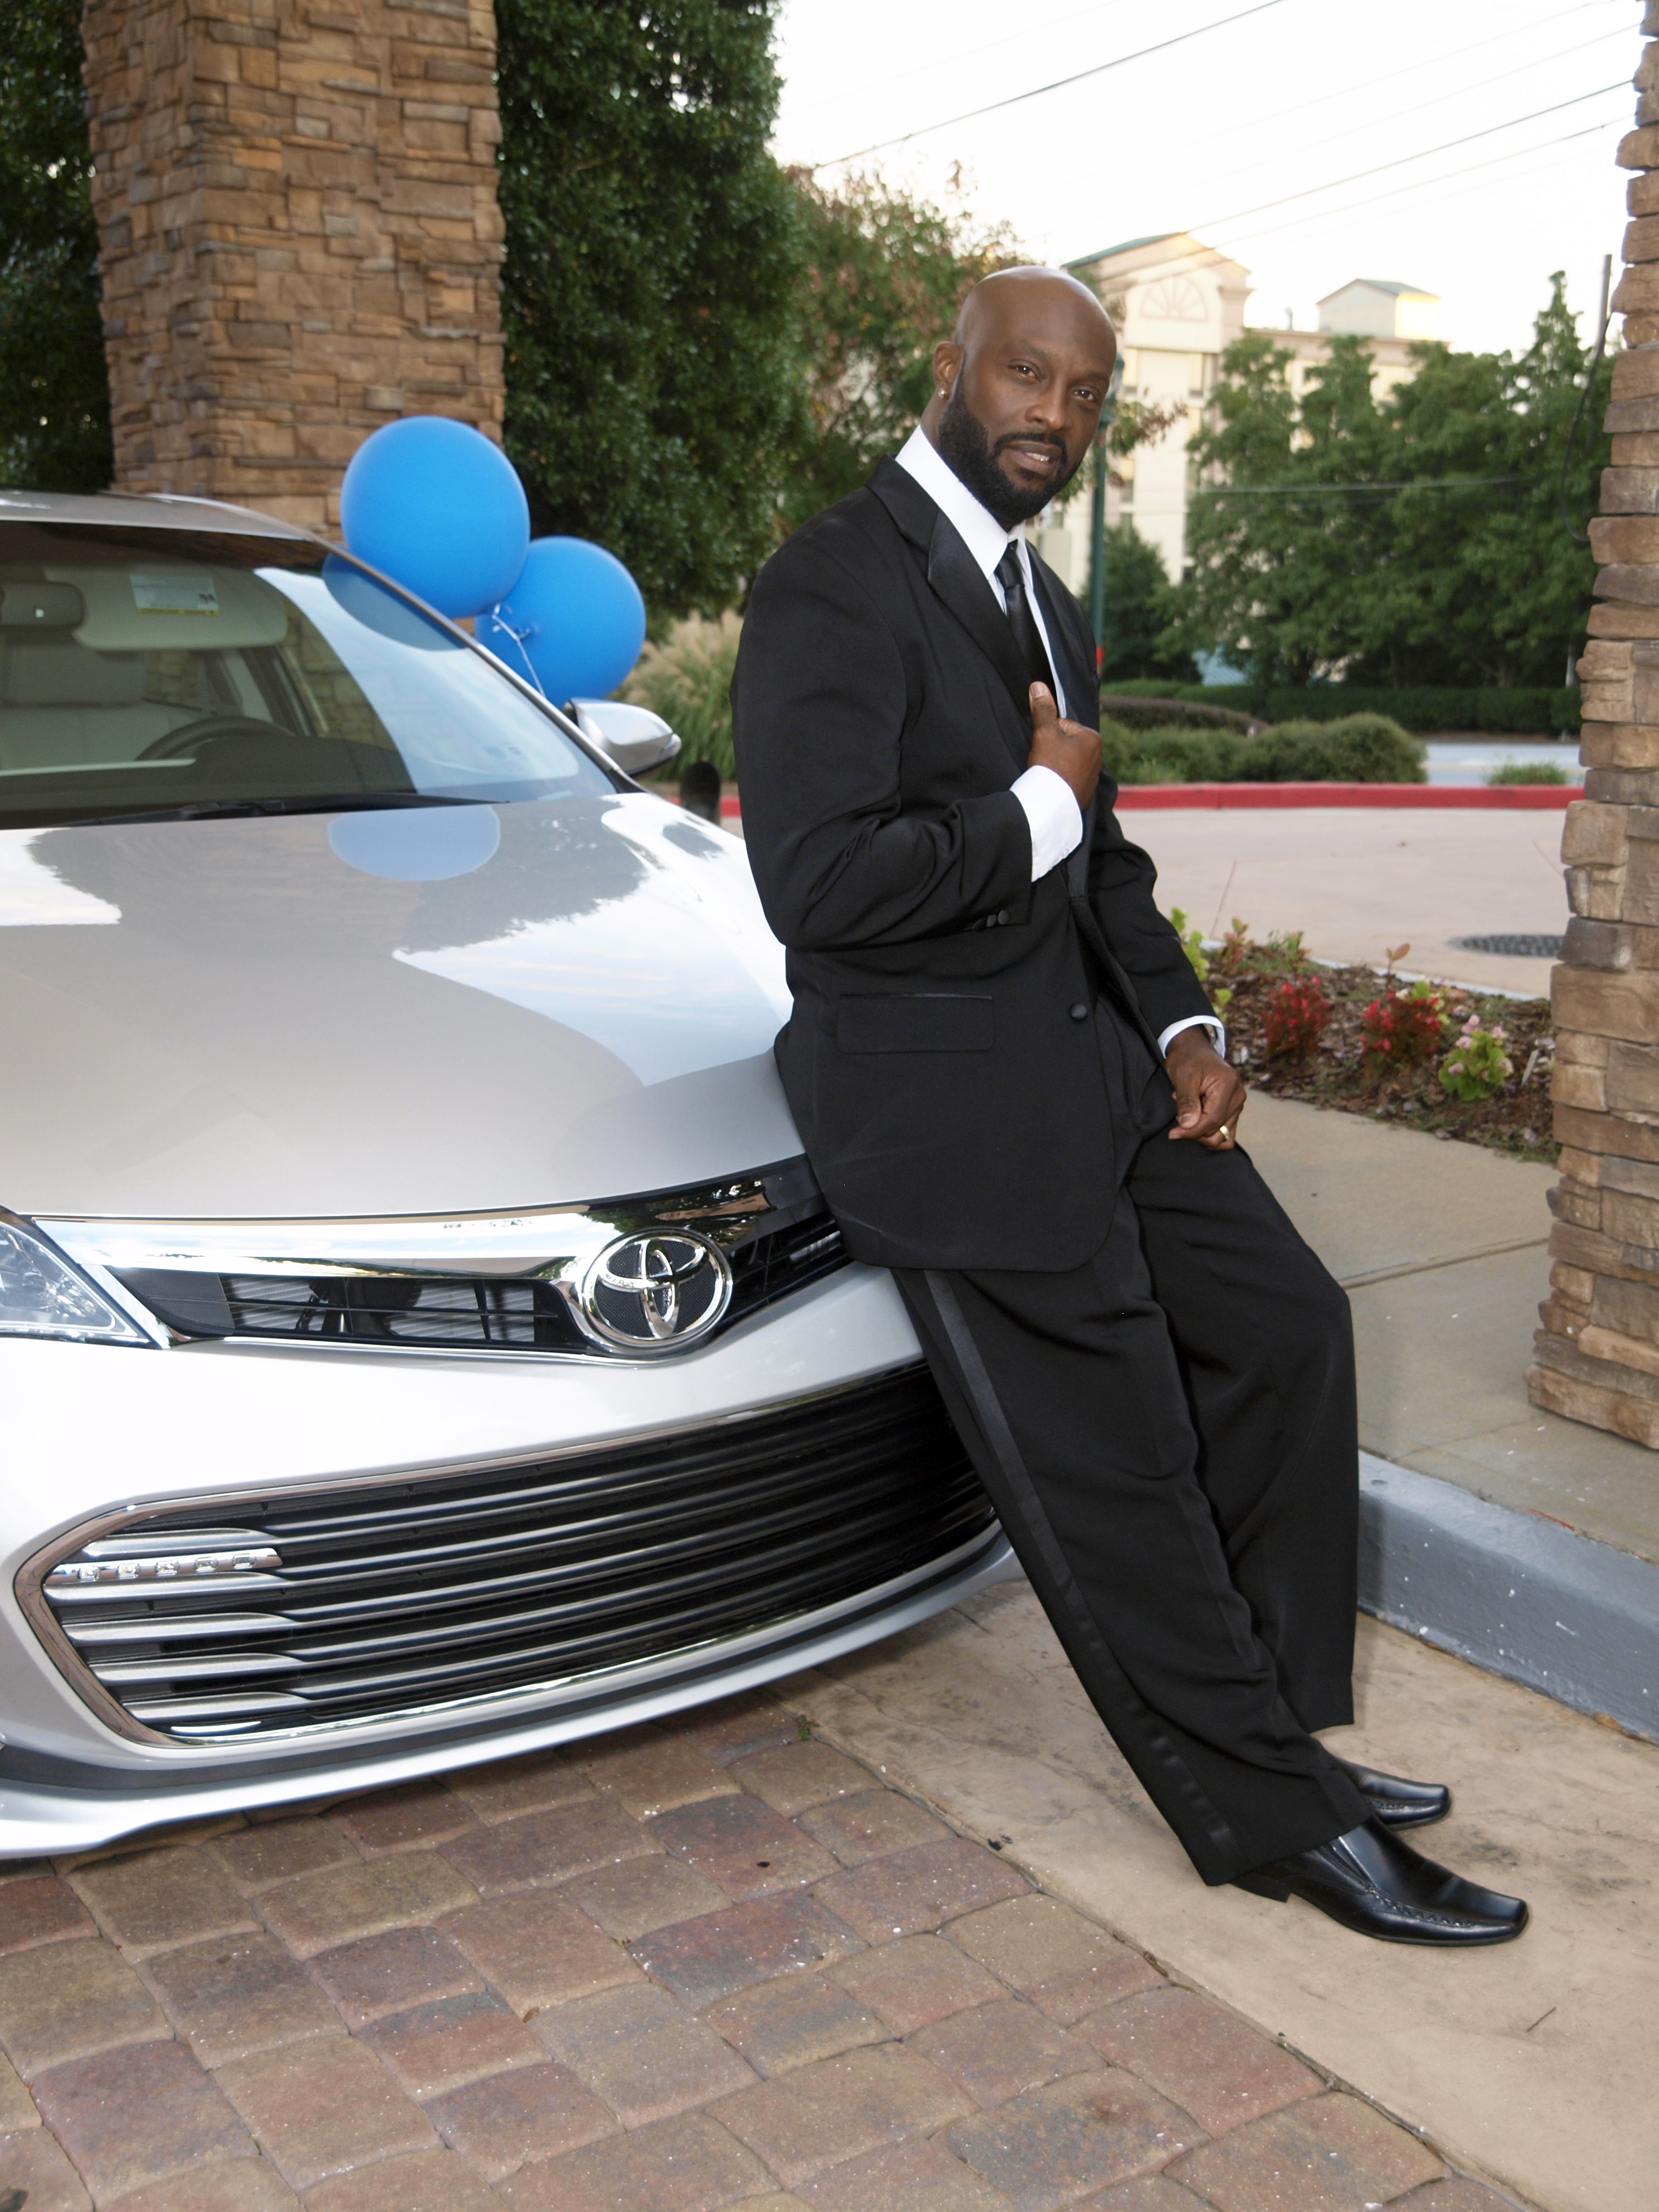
[118, 1209, 848, 1354]
[38, 1367, 993, 1742]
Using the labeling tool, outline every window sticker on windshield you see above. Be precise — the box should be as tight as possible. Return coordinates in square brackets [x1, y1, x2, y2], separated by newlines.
[131, 571, 220, 615]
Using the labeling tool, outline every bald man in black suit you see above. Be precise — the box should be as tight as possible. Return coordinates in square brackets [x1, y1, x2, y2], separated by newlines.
[733, 266, 1526, 1947]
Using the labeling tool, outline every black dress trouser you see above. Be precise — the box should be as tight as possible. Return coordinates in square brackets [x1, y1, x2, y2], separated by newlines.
[892, 1011, 1372, 1887]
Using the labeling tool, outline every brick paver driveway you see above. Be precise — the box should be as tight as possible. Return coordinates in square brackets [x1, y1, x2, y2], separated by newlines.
[0, 1690, 1516, 2211]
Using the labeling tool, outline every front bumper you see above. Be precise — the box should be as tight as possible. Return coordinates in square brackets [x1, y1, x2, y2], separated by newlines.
[1, 1264, 1012, 1855]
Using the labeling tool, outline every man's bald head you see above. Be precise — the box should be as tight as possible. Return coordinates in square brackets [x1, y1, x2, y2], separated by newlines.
[922, 266, 1116, 527]
[953, 266, 1115, 348]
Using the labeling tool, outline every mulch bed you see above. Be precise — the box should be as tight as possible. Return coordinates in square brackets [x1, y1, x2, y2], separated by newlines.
[1211, 937, 1558, 1164]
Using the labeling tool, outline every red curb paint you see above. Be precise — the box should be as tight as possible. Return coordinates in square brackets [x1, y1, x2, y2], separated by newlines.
[1110, 782, 1579, 810]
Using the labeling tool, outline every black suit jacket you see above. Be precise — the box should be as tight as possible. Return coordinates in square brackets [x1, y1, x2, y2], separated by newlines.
[732, 455, 1212, 1271]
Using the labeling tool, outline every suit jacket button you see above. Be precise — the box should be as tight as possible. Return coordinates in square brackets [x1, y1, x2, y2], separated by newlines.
[1069, 1002, 1089, 1021]
[996, 909, 1010, 925]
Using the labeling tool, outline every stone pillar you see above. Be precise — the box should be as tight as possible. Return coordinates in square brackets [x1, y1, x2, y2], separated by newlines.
[79, 0, 505, 533]
[1528, 2, 1659, 1445]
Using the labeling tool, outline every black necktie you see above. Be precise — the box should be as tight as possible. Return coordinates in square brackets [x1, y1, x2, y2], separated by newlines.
[995, 543, 1055, 703]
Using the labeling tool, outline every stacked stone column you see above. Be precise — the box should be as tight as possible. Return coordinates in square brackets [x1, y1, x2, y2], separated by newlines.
[1530, 2, 1659, 1444]
[79, 0, 505, 532]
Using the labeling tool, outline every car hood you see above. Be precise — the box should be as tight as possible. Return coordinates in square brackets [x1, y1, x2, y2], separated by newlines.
[0, 794, 803, 1218]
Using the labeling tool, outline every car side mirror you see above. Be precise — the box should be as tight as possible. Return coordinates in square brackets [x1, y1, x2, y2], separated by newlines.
[570, 699, 682, 776]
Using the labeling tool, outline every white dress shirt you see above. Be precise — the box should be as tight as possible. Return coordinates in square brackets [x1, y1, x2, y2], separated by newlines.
[893, 425, 1223, 1064]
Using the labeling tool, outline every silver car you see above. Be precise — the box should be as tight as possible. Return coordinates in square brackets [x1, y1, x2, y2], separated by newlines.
[0, 490, 1009, 1855]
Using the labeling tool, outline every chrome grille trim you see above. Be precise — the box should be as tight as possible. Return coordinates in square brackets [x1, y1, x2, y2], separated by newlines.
[23, 1367, 994, 1747]
[41, 1159, 850, 1360]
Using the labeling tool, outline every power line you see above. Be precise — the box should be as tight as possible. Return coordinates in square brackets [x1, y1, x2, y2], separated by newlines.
[1154, 0, 1622, 163]
[1187, 80, 1627, 235]
[782, 0, 1142, 127]
[1222, 22, 1626, 191]
[1178, 117, 1621, 258]
[1003, 15, 1626, 234]
[812, 0, 1290, 170]
[1037, 116, 1616, 263]
[1047, 113, 1619, 284]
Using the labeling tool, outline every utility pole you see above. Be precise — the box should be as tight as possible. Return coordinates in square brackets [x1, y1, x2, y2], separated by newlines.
[1087, 357, 1124, 664]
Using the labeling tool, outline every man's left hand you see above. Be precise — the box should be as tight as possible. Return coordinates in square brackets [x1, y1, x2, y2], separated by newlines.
[1165, 1029, 1246, 1150]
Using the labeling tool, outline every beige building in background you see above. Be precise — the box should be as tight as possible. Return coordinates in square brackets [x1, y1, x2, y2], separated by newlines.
[1037, 235, 1440, 595]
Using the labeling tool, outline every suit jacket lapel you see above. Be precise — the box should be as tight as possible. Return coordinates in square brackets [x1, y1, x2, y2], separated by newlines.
[867, 459, 1032, 755]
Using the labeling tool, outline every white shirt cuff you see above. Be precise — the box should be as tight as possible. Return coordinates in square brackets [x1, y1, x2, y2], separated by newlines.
[1011, 765, 1083, 881]
[1158, 1012, 1227, 1062]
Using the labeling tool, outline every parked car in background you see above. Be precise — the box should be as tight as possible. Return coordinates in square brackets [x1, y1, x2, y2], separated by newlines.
[0, 489, 1008, 1855]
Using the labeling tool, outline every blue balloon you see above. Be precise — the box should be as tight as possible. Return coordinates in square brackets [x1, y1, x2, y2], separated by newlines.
[340, 417, 529, 620]
[479, 537, 646, 702]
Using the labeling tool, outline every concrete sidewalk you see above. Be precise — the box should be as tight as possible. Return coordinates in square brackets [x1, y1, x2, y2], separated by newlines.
[1239, 1094, 1658, 1567]
[1243, 1094, 1659, 1739]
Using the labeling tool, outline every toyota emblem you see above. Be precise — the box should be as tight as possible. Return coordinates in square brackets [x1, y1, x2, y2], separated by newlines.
[575, 1231, 732, 1353]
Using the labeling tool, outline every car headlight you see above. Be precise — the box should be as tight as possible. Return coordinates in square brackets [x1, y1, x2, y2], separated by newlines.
[0, 1213, 150, 1344]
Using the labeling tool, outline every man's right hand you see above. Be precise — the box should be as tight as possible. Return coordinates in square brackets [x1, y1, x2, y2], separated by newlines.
[1028, 684, 1102, 809]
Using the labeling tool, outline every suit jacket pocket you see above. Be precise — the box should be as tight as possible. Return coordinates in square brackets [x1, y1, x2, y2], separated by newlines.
[835, 992, 994, 1053]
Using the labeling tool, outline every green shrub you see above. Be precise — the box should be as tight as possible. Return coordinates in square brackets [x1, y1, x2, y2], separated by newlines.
[1245, 714, 1426, 783]
[1111, 680, 1582, 732]
[1097, 694, 1255, 732]
[1103, 723, 1245, 783]
[1256, 686, 1579, 736]
[1440, 1017, 1514, 1100]
[622, 612, 741, 780]
[1486, 758, 1569, 786]
[1099, 712, 1422, 785]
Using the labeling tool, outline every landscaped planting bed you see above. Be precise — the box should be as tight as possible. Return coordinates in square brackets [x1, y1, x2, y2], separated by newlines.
[1182, 921, 1558, 1163]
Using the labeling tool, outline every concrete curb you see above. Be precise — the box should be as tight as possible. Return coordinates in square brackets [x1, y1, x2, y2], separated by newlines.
[1359, 1451, 1659, 1742]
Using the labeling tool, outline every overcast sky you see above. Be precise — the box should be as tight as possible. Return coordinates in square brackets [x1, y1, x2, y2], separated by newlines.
[769, 0, 1638, 358]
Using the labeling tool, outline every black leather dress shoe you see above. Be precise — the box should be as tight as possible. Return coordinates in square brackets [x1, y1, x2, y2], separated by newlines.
[1335, 1756, 1451, 1831]
[1233, 1817, 1527, 1945]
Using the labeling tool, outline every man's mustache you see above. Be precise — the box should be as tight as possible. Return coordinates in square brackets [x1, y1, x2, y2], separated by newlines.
[992, 432, 1066, 461]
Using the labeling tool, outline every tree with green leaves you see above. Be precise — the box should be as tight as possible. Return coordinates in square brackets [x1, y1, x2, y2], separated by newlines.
[0, 0, 111, 492]
[1171, 331, 1397, 686]
[1092, 522, 1195, 685]
[1170, 276, 1610, 688]
[496, 0, 802, 616]
[778, 169, 1018, 532]
[1375, 279, 1611, 686]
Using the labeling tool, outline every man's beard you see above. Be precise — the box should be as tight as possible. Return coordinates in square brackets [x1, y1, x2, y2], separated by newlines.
[935, 382, 1079, 527]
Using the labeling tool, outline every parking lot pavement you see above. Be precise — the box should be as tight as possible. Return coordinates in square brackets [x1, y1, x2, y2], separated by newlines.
[1128, 806, 1569, 996]
[0, 1692, 1516, 2212]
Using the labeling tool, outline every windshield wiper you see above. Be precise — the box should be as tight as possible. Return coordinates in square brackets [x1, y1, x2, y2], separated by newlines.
[31, 792, 468, 828]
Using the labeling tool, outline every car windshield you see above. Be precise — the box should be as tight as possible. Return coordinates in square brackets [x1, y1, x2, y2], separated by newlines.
[0, 521, 617, 828]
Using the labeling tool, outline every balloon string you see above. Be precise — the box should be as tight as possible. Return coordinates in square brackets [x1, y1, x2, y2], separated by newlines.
[490, 616, 547, 699]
